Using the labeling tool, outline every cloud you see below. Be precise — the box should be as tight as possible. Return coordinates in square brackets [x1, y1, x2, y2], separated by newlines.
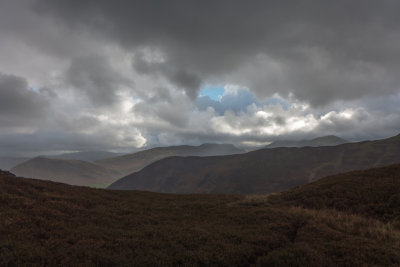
[0, 1, 399, 155]
[0, 71, 146, 156]
[65, 55, 134, 106]
[34, 0, 400, 105]
[132, 87, 192, 128]
[0, 73, 49, 129]
[133, 51, 201, 99]
[0, 127, 146, 157]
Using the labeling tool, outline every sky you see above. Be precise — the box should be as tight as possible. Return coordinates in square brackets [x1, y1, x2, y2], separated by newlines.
[1, 0, 400, 156]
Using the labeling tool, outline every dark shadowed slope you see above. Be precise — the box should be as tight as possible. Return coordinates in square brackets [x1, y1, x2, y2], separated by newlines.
[11, 157, 116, 187]
[266, 135, 348, 148]
[97, 143, 243, 177]
[109, 133, 400, 194]
[269, 163, 400, 225]
[1, 167, 400, 266]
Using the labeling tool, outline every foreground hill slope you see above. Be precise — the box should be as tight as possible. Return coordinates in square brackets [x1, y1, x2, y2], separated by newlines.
[97, 143, 242, 177]
[11, 157, 116, 187]
[269, 163, 400, 225]
[109, 133, 400, 193]
[1, 166, 400, 265]
[266, 135, 348, 148]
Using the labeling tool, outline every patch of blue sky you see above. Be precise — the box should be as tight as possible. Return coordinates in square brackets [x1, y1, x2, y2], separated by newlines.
[196, 86, 292, 114]
[198, 85, 225, 101]
[30, 85, 40, 93]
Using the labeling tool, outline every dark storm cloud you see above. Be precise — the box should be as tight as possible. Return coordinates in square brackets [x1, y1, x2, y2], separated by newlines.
[133, 52, 202, 99]
[34, 0, 400, 105]
[0, 73, 49, 127]
[65, 55, 133, 105]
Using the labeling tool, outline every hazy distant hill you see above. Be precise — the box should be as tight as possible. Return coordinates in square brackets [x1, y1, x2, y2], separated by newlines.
[9, 144, 242, 187]
[11, 157, 116, 187]
[109, 133, 400, 193]
[0, 157, 29, 170]
[266, 135, 348, 148]
[1, 164, 400, 265]
[46, 151, 124, 162]
[0, 151, 122, 171]
[97, 143, 243, 177]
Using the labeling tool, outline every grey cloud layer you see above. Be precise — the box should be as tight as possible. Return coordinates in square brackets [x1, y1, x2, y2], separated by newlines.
[0, 1, 399, 155]
[66, 55, 133, 105]
[0, 73, 49, 128]
[34, 0, 400, 105]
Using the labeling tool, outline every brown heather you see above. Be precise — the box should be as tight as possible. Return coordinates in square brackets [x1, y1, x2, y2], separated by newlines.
[1, 163, 400, 266]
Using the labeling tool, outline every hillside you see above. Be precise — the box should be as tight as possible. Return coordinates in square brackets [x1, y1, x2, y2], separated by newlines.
[9, 144, 242, 188]
[268, 163, 400, 225]
[1, 166, 400, 265]
[47, 151, 124, 162]
[109, 133, 400, 193]
[11, 157, 116, 187]
[0, 156, 29, 170]
[266, 135, 348, 148]
[97, 143, 242, 177]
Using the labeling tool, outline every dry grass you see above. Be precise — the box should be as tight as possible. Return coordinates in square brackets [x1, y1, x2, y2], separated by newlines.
[289, 206, 400, 242]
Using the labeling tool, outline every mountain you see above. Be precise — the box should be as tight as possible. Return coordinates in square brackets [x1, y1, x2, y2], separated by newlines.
[9, 144, 242, 188]
[0, 156, 29, 170]
[46, 151, 124, 162]
[1, 165, 399, 265]
[266, 135, 348, 148]
[0, 151, 122, 172]
[97, 143, 243, 177]
[108, 133, 400, 193]
[11, 157, 116, 187]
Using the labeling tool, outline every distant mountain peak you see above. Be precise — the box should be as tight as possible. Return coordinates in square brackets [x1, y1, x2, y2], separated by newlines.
[308, 135, 347, 145]
[311, 135, 345, 141]
[266, 135, 348, 148]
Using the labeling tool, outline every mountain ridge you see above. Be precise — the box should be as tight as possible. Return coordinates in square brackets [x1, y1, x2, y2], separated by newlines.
[96, 143, 243, 177]
[10, 143, 243, 187]
[108, 133, 400, 194]
[266, 135, 348, 148]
